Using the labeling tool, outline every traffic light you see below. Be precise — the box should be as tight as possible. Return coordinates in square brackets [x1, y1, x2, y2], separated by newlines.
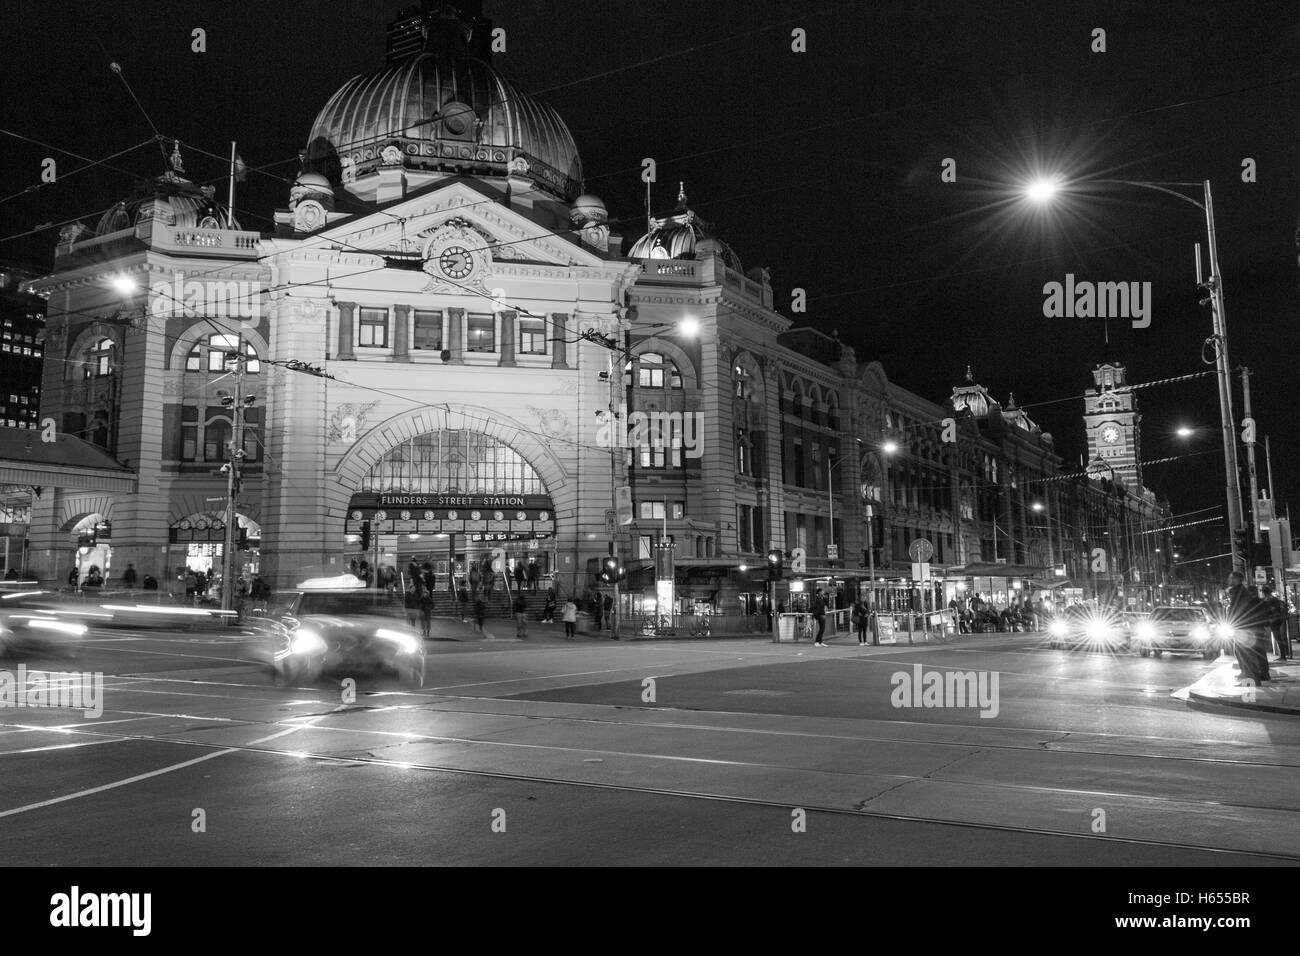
[766, 548, 784, 579]
[360, 520, 372, 552]
[1232, 528, 1250, 567]
[600, 556, 619, 583]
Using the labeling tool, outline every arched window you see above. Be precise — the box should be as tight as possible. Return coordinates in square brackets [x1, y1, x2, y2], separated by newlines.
[734, 364, 752, 400]
[736, 430, 751, 475]
[186, 334, 261, 373]
[84, 338, 115, 379]
[360, 430, 543, 494]
[634, 352, 682, 389]
[204, 417, 231, 462]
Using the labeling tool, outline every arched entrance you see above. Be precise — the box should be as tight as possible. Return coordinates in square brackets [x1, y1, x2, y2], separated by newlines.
[344, 429, 556, 590]
[168, 511, 262, 591]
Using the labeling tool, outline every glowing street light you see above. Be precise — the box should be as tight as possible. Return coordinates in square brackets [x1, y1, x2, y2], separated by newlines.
[1176, 426, 1193, 438]
[678, 317, 701, 337]
[1024, 177, 1060, 204]
[110, 275, 137, 294]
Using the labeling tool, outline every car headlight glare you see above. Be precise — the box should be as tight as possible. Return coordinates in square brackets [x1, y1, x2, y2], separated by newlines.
[1086, 621, 1111, 641]
[1049, 621, 1067, 636]
[1214, 623, 1234, 640]
[375, 628, 420, 654]
[1190, 625, 1209, 641]
[1135, 623, 1156, 640]
[290, 629, 326, 654]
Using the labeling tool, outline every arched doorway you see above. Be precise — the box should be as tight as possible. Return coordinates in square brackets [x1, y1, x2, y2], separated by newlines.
[345, 429, 556, 590]
[168, 511, 262, 592]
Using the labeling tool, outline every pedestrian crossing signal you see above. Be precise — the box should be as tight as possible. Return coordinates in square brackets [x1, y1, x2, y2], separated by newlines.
[599, 556, 624, 583]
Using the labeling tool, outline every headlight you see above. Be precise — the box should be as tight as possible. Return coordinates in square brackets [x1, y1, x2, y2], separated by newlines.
[1190, 625, 1209, 641]
[1049, 621, 1067, 636]
[1214, 623, 1234, 640]
[1086, 621, 1112, 641]
[1135, 622, 1156, 641]
[290, 629, 326, 654]
[375, 628, 420, 654]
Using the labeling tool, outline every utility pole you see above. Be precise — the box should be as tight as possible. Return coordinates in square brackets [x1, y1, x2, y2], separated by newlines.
[221, 332, 247, 613]
[1196, 183, 1246, 572]
[607, 345, 621, 639]
[1240, 367, 1261, 544]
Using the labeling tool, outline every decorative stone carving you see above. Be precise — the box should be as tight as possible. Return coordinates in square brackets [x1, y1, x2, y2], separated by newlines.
[327, 401, 381, 444]
[293, 200, 326, 233]
[525, 405, 573, 444]
[380, 144, 403, 166]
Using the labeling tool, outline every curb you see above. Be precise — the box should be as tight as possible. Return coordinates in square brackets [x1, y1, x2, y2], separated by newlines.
[1185, 690, 1300, 717]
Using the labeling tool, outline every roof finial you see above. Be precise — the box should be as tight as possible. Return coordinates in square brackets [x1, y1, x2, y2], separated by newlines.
[170, 139, 185, 175]
[965, 364, 973, 383]
[1007, 392, 1017, 409]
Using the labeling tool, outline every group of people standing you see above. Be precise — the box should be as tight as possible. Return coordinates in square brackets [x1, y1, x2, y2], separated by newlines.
[1224, 572, 1292, 685]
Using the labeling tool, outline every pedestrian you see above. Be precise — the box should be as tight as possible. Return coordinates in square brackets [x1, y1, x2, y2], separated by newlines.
[514, 592, 528, 639]
[562, 598, 578, 640]
[852, 599, 870, 645]
[591, 593, 603, 631]
[184, 568, 198, 602]
[122, 563, 137, 588]
[84, 565, 103, 588]
[603, 594, 614, 633]
[1261, 585, 1289, 662]
[459, 585, 470, 623]
[468, 562, 481, 596]
[407, 559, 421, 588]
[543, 587, 557, 624]
[419, 589, 433, 639]
[474, 596, 486, 631]
[143, 573, 158, 591]
[527, 559, 539, 591]
[1225, 571, 1270, 685]
[67, 565, 80, 589]
[812, 589, 828, 646]
[482, 556, 495, 594]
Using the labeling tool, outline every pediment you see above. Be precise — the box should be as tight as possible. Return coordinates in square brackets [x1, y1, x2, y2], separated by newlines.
[314, 180, 603, 270]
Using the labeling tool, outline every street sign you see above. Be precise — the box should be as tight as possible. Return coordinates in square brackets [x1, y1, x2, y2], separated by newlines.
[827, 544, 839, 560]
[908, 538, 934, 563]
[911, 561, 931, 582]
[604, 510, 616, 536]
[1254, 567, 1267, 585]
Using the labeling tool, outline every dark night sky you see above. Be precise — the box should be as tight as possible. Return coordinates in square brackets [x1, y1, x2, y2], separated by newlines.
[2, 1, 1298, 561]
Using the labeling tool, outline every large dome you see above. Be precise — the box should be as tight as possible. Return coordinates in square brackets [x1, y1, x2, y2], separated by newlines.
[305, 51, 583, 202]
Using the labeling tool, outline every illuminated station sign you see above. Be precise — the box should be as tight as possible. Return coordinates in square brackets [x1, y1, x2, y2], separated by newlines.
[344, 493, 555, 538]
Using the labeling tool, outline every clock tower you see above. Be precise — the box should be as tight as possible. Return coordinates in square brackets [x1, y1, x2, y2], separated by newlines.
[1083, 360, 1142, 487]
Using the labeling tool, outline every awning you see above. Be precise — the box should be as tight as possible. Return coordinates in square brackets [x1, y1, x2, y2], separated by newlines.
[0, 427, 135, 493]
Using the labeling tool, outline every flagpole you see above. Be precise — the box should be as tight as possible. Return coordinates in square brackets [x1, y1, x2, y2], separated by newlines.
[228, 141, 237, 217]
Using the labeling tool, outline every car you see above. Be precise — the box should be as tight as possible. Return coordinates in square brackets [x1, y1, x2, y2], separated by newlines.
[1045, 604, 1129, 651]
[260, 582, 426, 689]
[1131, 606, 1226, 660]
[0, 589, 91, 660]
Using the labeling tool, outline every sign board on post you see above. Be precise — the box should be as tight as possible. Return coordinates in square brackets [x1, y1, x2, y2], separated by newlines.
[911, 561, 931, 582]
[827, 544, 839, 560]
[1255, 567, 1267, 585]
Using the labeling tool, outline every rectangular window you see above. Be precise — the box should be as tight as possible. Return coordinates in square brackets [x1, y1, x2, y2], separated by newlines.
[466, 313, 495, 352]
[180, 406, 198, 461]
[638, 535, 653, 560]
[359, 308, 388, 348]
[519, 318, 546, 354]
[639, 501, 666, 520]
[413, 310, 442, 350]
[672, 501, 685, 519]
[204, 410, 231, 462]
[738, 504, 752, 552]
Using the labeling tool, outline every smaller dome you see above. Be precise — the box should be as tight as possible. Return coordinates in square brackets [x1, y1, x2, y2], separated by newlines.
[950, 365, 996, 417]
[295, 172, 334, 193]
[95, 171, 240, 235]
[628, 182, 741, 269]
[570, 194, 607, 225]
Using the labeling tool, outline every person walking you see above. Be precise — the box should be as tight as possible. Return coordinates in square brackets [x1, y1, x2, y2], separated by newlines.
[812, 589, 828, 646]
[513, 592, 528, 639]
[852, 599, 870, 645]
[603, 594, 614, 635]
[543, 587, 557, 624]
[468, 562, 481, 596]
[513, 560, 526, 592]
[482, 556, 495, 595]
[121, 563, 137, 589]
[1225, 571, 1270, 685]
[474, 596, 487, 632]
[419, 589, 433, 639]
[67, 566, 80, 589]
[562, 598, 578, 640]
[591, 593, 603, 631]
[1261, 585, 1289, 662]
[184, 568, 198, 603]
[458, 585, 470, 623]
[527, 559, 539, 591]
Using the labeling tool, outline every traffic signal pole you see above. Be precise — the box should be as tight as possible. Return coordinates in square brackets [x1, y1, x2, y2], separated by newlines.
[221, 332, 246, 613]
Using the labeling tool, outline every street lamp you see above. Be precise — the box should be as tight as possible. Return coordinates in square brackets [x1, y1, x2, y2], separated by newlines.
[1024, 176, 1246, 572]
[1031, 500, 1057, 574]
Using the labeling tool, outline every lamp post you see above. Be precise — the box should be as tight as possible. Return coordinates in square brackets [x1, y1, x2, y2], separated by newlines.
[1025, 177, 1246, 573]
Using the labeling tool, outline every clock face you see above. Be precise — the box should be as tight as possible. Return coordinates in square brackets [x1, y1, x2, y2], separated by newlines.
[439, 245, 474, 279]
[1100, 425, 1122, 445]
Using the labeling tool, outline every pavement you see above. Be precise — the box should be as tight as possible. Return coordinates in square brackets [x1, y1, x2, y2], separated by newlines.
[1177, 656, 1300, 715]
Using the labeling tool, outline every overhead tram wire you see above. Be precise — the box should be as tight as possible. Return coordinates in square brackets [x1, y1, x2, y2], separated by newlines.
[0, 137, 158, 207]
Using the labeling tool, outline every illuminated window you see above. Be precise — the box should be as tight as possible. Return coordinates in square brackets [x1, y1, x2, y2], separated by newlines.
[413, 310, 442, 350]
[519, 318, 546, 354]
[466, 313, 495, 352]
[186, 334, 260, 372]
[85, 337, 115, 378]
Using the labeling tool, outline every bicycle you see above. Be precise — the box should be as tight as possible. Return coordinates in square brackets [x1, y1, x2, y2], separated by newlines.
[688, 616, 712, 637]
